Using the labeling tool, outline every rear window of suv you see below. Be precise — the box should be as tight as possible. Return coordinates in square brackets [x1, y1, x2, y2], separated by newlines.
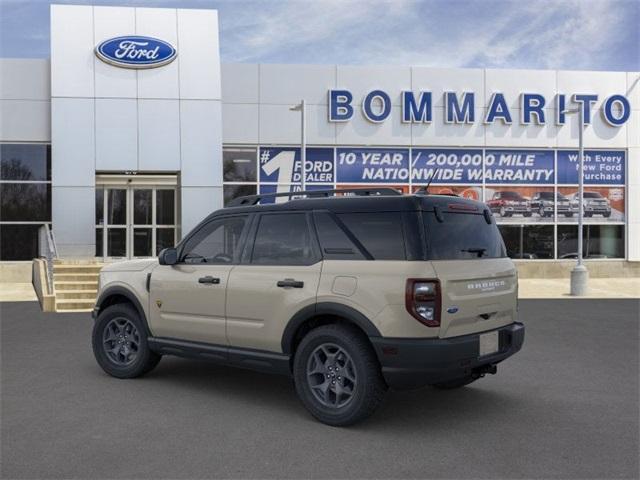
[423, 211, 506, 260]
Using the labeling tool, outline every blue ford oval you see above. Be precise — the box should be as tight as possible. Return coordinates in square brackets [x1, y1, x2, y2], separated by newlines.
[95, 36, 177, 69]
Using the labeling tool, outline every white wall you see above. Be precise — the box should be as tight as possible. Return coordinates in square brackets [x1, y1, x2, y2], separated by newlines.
[0, 59, 50, 142]
[50, 4, 222, 256]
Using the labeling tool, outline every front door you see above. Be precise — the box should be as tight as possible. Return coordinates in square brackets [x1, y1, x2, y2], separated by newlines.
[96, 181, 177, 260]
[148, 214, 249, 345]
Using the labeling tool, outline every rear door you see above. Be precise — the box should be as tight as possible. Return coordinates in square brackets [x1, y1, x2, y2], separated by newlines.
[423, 209, 518, 338]
[225, 212, 322, 353]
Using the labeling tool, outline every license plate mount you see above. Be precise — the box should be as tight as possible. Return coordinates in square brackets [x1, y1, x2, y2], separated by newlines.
[479, 330, 499, 357]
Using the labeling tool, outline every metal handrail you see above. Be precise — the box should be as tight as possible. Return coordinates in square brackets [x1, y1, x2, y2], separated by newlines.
[38, 224, 58, 293]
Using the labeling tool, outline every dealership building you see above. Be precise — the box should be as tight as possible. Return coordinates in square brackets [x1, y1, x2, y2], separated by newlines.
[1, 4, 639, 280]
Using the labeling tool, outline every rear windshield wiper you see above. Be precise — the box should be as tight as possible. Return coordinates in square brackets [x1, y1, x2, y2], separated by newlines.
[461, 248, 487, 257]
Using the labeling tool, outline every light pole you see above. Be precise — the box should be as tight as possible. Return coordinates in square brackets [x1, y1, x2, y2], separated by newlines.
[289, 100, 306, 191]
[564, 104, 588, 295]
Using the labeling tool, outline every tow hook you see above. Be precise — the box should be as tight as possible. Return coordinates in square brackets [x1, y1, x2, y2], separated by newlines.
[472, 364, 497, 379]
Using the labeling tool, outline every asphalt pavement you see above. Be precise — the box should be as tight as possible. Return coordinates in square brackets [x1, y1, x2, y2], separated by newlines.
[1, 300, 638, 479]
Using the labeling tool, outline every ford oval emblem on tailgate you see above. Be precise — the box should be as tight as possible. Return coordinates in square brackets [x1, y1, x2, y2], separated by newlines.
[95, 36, 177, 69]
[447, 306, 459, 314]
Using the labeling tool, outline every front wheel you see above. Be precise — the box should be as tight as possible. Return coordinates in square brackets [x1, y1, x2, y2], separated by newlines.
[293, 324, 387, 426]
[92, 303, 161, 379]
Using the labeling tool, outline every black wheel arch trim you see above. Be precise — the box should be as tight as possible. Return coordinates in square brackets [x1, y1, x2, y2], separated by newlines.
[281, 302, 381, 354]
[93, 286, 152, 337]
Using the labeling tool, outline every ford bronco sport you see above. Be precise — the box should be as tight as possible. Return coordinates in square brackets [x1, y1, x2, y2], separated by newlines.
[92, 188, 524, 426]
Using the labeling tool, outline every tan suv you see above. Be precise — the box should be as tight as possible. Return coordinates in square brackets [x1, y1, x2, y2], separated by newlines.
[92, 188, 525, 426]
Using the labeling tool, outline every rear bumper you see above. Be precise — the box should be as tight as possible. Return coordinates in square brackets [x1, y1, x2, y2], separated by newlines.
[370, 322, 525, 390]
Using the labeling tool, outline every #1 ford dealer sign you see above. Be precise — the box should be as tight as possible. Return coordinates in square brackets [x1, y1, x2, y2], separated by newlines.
[95, 35, 177, 69]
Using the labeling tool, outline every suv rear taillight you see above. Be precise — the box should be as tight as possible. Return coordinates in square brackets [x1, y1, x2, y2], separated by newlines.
[405, 279, 441, 327]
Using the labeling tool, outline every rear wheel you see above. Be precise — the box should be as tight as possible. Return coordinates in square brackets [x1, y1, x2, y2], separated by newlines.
[92, 303, 161, 379]
[432, 375, 478, 390]
[293, 324, 387, 426]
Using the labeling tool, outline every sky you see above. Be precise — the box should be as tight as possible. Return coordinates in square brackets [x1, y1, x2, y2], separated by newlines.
[0, 0, 638, 71]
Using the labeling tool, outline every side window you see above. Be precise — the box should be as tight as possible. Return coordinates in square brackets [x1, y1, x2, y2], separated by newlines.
[337, 212, 406, 260]
[251, 213, 316, 265]
[181, 216, 247, 264]
[313, 212, 365, 260]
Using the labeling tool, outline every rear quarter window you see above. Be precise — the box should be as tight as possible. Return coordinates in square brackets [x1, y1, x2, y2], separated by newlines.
[337, 212, 406, 260]
[424, 211, 506, 260]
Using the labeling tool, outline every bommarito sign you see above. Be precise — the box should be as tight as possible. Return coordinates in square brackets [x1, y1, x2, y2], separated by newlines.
[328, 89, 631, 127]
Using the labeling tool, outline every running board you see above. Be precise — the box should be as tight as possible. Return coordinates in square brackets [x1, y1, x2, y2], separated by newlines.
[147, 337, 291, 376]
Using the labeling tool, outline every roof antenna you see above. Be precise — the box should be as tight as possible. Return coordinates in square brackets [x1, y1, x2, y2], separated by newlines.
[424, 168, 439, 194]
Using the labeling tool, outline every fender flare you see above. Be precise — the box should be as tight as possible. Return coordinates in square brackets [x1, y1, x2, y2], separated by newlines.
[281, 302, 381, 354]
[94, 286, 151, 337]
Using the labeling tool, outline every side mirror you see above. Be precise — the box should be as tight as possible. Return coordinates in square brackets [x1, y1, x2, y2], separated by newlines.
[158, 247, 178, 266]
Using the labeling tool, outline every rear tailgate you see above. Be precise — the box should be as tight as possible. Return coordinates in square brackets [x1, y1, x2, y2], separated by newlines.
[431, 258, 517, 338]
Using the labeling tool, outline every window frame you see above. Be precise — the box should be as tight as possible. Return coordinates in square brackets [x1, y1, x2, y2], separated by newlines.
[176, 213, 252, 265]
[242, 211, 321, 266]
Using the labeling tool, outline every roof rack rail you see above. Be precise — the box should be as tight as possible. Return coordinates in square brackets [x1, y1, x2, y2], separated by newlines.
[414, 186, 458, 197]
[227, 187, 403, 207]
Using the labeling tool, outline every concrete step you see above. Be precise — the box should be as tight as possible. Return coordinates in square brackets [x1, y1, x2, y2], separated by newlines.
[53, 273, 100, 282]
[56, 290, 98, 300]
[53, 259, 103, 265]
[53, 264, 103, 274]
[55, 299, 96, 311]
[55, 281, 98, 291]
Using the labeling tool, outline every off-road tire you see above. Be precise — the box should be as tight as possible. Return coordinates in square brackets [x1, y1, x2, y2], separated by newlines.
[92, 303, 161, 379]
[293, 324, 387, 427]
[432, 375, 478, 390]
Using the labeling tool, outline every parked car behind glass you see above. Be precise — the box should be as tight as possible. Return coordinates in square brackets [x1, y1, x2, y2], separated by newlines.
[487, 191, 532, 217]
[530, 191, 576, 218]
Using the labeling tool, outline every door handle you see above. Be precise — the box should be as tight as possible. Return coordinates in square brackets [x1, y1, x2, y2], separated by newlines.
[277, 279, 304, 288]
[198, 276, 220, 285]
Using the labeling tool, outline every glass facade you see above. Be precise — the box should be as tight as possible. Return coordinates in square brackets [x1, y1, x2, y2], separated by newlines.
[0, 144, 52, 260]
[0, 142, 628, 262]
[221, 145, 626, 261]
[95, 186, 177, 259]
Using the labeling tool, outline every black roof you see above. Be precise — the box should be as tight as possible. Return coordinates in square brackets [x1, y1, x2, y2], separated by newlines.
[207, 188, 488, 221]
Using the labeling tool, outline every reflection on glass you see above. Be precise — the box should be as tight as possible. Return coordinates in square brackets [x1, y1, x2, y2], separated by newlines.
[107, 228, 126, 257]
[133, 190, 152, 225]
[0, 224, 40, 260]
[133, 228, 152, 257]
[156, 228, 175, 255]
[498, 225, 554, 259]
[223, 148, 257, 182]
[95, 228, 103, 257]
[0, 184, 51, 221]
[223, 184, 256, 206]
[107, 190, 126, 225]
[0, 144, 51, 181]
[156, 190, 175, 225]
[95, 188, 104, 225]
[557, 225, 624, 259]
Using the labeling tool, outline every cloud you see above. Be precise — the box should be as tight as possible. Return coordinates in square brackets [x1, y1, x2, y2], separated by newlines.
[0, 0, 637, 70]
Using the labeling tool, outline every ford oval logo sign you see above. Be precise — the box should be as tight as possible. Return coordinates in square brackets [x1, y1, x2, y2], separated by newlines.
[95, 36, 177, 69]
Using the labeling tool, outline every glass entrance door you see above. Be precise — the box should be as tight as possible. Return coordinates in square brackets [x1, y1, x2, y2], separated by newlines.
[96, 185, 176, 260]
